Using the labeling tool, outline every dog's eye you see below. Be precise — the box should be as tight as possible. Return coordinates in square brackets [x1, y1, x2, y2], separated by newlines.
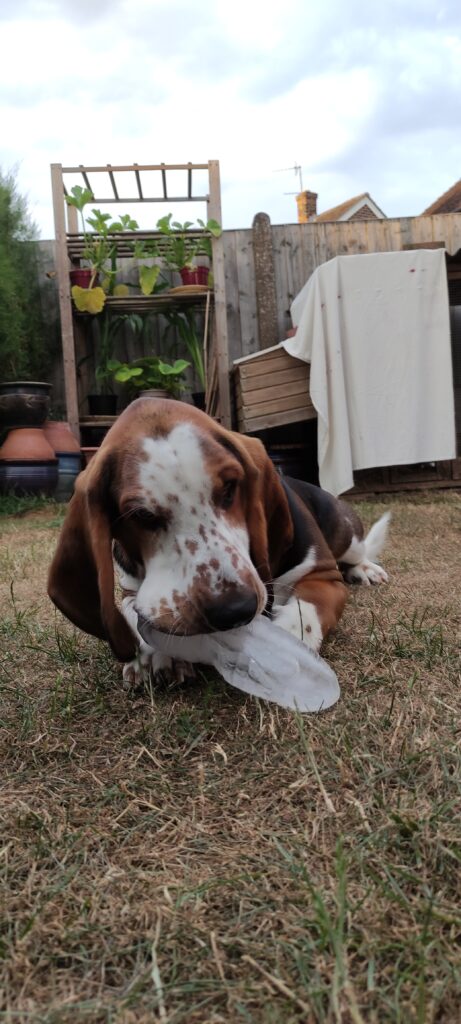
[220, 479, 238, 509]
[130, 508, 167, 531]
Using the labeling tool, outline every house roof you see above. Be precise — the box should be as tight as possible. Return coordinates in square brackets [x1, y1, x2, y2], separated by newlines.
[315, 192, 386, 222]
[422, 178, 461, 215]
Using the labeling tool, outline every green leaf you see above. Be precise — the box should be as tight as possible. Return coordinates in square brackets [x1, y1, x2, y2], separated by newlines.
[139, 264, 161, 296]
[171, 220, 193, 232]
[114, 365, 143, 382]
[110, 214, 139, 232]
[197, 217, 222, 237]
[65, 185, 94, 211]
[157, 358, 190, 376]
[156, 214, 173, 234]
[71, 285, 106, 313]
[86, 210, 112, 234]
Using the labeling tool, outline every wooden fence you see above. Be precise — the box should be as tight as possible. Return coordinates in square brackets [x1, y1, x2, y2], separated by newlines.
[223, 212, 461, 363]
[37, 211, 461, 430]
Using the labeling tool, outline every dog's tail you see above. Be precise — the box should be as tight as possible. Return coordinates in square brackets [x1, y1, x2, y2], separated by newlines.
[364, 511, 391, 562]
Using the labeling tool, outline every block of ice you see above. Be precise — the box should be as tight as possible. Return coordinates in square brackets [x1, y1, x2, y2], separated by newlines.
[144, 616, 340, 713]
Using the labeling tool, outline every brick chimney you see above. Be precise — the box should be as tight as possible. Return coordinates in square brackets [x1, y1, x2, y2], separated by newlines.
[296, 190, 318, 222]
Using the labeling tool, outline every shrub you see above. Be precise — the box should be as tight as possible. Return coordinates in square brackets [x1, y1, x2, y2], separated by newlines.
[0, 167, 51, 380]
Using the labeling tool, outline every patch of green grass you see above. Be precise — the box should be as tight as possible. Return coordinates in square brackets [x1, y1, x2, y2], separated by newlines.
[0, 493, 59, 517]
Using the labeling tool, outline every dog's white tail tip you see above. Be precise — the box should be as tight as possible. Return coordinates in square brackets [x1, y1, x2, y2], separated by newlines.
[364, 510, 391, 562]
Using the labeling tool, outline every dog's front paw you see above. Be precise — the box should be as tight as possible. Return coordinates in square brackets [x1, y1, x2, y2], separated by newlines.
[344, 559, 388, 586]
[122, 651, 196, 691]
[273, 598, 323, 652]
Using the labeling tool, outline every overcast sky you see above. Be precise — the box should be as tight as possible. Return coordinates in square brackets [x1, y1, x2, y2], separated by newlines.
[1, 0, 460, 238]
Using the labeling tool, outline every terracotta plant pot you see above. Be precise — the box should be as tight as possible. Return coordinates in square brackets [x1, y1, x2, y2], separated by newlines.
[0, 427, 57, 462]
[179, 266, 209, 287]
[43, 420, 80, 454]
[0, 425, 58, 496]
[69, 268, 98, 288]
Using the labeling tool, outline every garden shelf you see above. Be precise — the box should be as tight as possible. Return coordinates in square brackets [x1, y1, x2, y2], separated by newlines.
[51, 161, 230, 442]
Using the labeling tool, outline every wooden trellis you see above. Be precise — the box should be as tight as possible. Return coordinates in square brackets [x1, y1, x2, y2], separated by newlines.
[50, 161, 231, 439]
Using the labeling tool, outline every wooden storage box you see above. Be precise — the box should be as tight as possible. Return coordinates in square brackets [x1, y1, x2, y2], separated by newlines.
[233, 343, 316, 433]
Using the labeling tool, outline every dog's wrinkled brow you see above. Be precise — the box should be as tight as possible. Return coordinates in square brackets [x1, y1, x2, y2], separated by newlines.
[210, 433, 245, 468]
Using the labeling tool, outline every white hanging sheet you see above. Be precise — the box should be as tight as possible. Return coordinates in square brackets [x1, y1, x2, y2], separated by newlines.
[283, 249, 456, 496]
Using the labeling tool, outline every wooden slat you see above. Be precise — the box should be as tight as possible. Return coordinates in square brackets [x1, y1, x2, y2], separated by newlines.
[235, 228, 258, 356]
[236, 351, 306, 376]
[62, 163, 209, 172]
[108, 166, 119, 200]
[223, 231, 243, 363]
[50, 162, 80, 442]
[66, 229, 207, 261]
[236, 379, 310, 412]
[239, 391, 315, 419]
[134, 164, 143, 200]
[80, 416, 118, 426]
[236, 365, 309, 393]
[208, 159, 231, 427]
[238, 405, 316, 432]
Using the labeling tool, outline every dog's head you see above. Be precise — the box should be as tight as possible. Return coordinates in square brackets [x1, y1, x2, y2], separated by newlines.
[48, 399, 293, 658]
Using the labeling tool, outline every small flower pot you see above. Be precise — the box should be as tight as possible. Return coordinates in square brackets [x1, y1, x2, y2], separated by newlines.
[70, 268, 98, 288]
[179, 266, 209, 287]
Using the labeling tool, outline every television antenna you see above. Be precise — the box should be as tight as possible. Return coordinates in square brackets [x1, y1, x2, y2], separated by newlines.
[273, 162, 304, 194]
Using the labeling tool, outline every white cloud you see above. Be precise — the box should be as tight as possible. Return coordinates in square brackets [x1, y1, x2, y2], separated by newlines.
[1, 0, 461, 237]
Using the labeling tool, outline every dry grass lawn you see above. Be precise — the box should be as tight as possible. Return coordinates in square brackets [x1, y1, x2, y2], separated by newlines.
[0, 493, 460, 1023]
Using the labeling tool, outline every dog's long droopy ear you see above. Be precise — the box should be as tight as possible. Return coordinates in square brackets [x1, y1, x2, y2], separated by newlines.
[47, 452, 136, 662]
[227, 432, 294, 583]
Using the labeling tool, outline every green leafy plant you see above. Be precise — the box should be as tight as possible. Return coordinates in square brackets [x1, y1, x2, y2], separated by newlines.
[0, 167, 53, 379]
[65, 187, 139, 307]
[107, 356, 190, 397]
[156, 214, 222, 271]
[163, 308, 206, 389]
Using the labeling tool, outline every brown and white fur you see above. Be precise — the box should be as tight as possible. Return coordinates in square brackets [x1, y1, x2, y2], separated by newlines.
[48, 398, 390, 687]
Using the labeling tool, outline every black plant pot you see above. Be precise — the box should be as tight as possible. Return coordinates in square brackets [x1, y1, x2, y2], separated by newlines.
[87, 394, 118, 416]
[192, 391, 206, 411]
[0, 381, 52, 397]
[0, 381, 52, 430]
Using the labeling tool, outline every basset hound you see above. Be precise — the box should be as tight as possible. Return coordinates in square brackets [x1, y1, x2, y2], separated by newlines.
[48, 398, 389, 686]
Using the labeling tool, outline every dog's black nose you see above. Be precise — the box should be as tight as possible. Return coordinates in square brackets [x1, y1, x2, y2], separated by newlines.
[204, 592, 258, 631]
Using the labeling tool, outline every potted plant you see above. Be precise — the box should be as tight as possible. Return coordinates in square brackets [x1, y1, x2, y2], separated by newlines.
[85, 308, 131, 415]
[107, 356, 190, 399]
[163, 308, 206, 406]
[156, 214, 222, 286]
[65, 186, 138, 312]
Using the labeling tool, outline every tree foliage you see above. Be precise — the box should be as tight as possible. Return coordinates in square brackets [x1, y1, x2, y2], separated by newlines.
[0, 168, 50, 380]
